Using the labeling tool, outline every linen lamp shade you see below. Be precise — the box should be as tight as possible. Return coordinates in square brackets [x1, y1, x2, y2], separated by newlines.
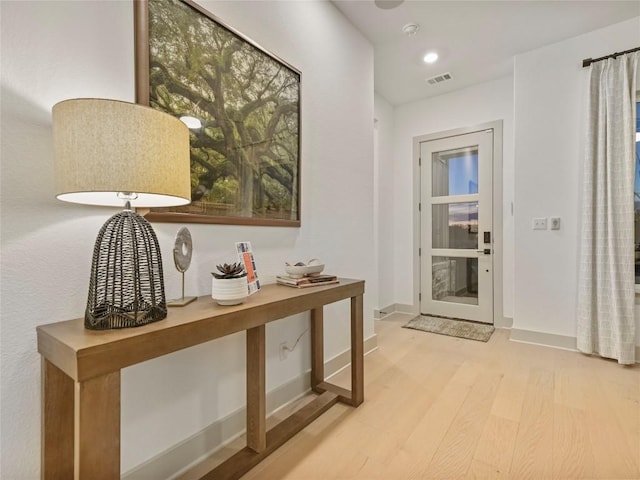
[52, 98, 190, 207]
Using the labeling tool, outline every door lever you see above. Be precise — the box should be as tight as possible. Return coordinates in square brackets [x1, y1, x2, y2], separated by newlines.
[476, 249, 491, 254]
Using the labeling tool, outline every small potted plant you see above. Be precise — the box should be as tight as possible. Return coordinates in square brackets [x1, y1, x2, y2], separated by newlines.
[211, 262, 248, 305]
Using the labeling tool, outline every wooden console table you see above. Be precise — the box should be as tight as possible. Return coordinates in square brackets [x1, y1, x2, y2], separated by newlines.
[37, 278, 365, 480]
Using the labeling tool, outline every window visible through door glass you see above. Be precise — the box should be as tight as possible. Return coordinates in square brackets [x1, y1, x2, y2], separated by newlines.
[431, 147, 478, 197]
[432, 203, 478, 249]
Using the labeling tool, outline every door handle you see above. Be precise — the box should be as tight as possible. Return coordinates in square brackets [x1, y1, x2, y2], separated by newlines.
[476, 249, 491, 254]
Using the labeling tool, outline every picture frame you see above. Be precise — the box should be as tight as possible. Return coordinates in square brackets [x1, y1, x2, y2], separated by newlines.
[134, 0, 301, 227]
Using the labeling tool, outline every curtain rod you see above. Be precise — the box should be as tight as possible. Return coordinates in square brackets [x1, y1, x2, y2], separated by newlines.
[582, 46, 640, 68]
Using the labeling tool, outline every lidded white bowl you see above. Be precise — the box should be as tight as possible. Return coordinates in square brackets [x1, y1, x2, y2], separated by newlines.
[284, 259, 324, 278]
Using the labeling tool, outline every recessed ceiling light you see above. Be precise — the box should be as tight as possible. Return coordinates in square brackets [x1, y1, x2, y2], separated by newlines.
[179, 115, 202, 129]
[402, 23, 419, 36]
[375, 0, 404, 10]
[423, 52, 439, 64]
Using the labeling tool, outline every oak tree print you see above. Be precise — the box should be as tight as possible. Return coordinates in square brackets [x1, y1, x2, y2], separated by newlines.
[148, 0, 300, 222]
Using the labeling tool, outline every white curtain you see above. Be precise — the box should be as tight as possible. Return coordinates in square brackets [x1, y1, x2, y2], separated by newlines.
[577, 52, 639, 365]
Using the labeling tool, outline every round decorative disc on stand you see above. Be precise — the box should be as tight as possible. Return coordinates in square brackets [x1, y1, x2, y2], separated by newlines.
[167, 227, 197, 307]
[173, 227, 193, 272]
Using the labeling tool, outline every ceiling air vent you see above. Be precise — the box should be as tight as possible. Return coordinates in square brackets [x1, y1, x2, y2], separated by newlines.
[426, 72, 452, 86]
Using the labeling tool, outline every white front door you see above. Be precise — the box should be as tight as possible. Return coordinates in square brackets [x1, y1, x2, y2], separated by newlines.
[420, 130, 494, 324]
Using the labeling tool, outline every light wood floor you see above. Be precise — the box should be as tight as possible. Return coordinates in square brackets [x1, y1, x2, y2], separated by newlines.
[190, 313, 640, 480]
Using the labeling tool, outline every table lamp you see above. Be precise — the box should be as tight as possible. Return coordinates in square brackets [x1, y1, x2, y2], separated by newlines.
[52, 98, 191, 330]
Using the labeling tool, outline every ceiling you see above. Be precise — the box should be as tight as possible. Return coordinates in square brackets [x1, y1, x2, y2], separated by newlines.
[331, 0, 640, 105]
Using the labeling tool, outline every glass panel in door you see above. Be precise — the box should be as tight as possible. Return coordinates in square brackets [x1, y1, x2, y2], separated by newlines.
[431, 202, 478, 249]
[432, 147, 478, 196]
[432, 256, 478, 305]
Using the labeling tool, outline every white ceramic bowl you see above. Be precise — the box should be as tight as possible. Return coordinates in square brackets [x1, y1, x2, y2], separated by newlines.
[285, 263, 325, 278]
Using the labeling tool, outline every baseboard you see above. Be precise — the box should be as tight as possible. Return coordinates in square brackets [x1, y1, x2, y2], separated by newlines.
[375, 303, 417, 319]
[325, 333, 378, 377]
[122, 333, 378, 480]
[510, 328, 640, 363]
[122, 375, 307, 480]
[495, 316, 513, 329]
[510, 328, 577, 351]
[395, 303, 418, 315]
[374, 303, 395, 319]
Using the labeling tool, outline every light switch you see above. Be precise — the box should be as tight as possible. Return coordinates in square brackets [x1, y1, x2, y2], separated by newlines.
[550, 217, 560, 230]
[532, 217, 547, 230]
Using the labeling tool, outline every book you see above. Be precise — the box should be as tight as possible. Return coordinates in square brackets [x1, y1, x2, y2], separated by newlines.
[276, 274, 339, 288]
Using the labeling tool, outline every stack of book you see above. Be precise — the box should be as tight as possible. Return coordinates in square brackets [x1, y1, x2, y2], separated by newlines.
[276, 274, 338, 288]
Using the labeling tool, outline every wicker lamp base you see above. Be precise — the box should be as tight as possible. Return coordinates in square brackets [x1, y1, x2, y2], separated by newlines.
[85, 210, 167, 330]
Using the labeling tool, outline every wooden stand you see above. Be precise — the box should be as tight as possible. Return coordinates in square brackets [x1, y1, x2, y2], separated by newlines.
[37, 279, 365, 480]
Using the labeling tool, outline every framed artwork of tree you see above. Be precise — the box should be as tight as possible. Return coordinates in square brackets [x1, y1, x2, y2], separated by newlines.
[134, 0, 301, 226]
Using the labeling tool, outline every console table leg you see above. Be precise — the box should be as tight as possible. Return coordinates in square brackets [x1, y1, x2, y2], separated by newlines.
[246, 325, 266, 453]
[74, 371, 120, 479]
[42, 359, 74, 480]
[310, 307, 324, 392]
[351, 295, 364, 406]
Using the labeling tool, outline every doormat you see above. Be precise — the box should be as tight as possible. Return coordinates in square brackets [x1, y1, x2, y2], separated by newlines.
[403, 315, 494, 342]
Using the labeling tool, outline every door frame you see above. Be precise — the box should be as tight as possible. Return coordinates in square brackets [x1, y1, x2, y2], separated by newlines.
[412, 120, 504, 326]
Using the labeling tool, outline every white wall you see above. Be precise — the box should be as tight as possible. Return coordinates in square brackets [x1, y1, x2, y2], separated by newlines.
[0, 1, 375, 477]
[513, 16, 640, 345]
[391, 76, 515, 317]
[374, 93, 395, 310]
